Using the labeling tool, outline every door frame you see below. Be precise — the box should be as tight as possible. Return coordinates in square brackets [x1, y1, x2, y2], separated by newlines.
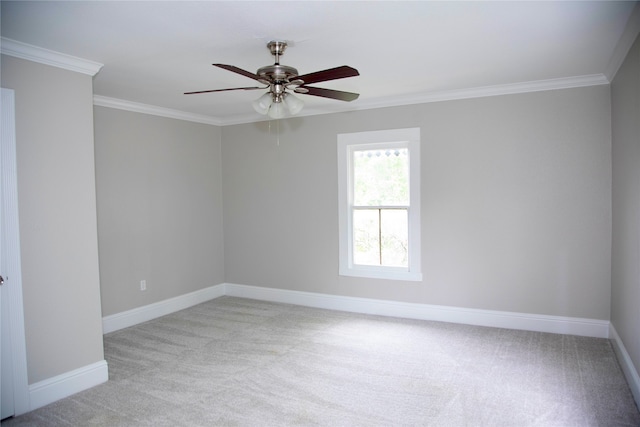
[1, 87, 30, 416]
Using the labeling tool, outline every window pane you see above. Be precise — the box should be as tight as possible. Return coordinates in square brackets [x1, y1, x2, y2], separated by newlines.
[381, 209, 408, 267]
[353, 209, 380, 266]
[353, 208, 408, 268]
[353, 148, 409, 206]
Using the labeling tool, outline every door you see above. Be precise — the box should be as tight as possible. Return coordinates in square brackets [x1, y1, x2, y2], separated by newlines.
[1, 87, 29, 419]
[1, 88, 12, 419]
[1, 87, 14, 420]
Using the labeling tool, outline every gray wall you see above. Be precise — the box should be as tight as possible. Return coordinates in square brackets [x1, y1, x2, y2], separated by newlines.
[222, 86, 612, 320]
[1, 55, 104, 384]
[94, 107, 224, 316]
[611, 33, 640, 376]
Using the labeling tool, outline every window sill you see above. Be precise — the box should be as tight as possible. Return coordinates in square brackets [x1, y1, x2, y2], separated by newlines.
[339, 267, 423, 282]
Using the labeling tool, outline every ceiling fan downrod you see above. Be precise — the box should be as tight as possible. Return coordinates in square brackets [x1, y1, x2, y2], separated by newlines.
[268, 40, 287, 65]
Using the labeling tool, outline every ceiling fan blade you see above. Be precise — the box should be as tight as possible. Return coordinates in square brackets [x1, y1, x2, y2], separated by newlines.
[296, 66, 359, 85]
[300, 86, 359, 102]
[184, 86, 265, 95]
[213, 64, 264, 82]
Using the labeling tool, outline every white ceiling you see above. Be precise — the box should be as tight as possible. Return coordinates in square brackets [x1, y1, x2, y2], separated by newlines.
[1, 1, 638, 125]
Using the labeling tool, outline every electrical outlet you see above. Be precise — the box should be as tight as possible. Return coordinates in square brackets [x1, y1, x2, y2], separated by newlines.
[140, 280, 147, 291]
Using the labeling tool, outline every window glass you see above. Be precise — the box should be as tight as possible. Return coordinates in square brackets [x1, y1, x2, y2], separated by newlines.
[353, 148, 409, 207]
[353, 208, 408, 267]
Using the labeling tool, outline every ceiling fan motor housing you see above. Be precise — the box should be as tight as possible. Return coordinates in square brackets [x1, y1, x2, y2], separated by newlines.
[256, 64, 299, 102]
[256, 64, 299, 82]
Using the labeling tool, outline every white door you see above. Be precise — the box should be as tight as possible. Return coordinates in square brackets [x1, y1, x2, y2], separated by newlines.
[1, 87, 14, 420]
[1, 88, 14, 420]
[1, 87, 29, 419]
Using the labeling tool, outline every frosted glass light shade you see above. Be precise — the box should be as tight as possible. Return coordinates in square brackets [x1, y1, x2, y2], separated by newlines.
[252, 92, 272, 115]
[268, 101, 286, 119]
[283, 93, 304, 115]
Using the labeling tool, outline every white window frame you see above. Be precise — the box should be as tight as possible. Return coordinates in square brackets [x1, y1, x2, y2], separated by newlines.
[337, 127, 422, 281]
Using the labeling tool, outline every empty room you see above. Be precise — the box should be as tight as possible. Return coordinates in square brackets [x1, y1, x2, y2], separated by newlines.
[1, 1, 639, 425]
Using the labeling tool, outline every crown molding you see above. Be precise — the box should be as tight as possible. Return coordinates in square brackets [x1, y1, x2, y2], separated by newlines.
[351, 74, 610, 113]
[0, 37, 103, 76]
[216, 74, 610, 125]
[605, 2, 640, 81]
[95, 74, 609, 127]
[93, 95, 223, 126]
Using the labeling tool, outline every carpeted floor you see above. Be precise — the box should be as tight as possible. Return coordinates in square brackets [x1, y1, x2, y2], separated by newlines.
[2, 296, 640, 426]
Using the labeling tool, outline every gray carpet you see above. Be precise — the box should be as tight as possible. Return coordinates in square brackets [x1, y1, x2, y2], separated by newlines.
[3, 296, 639, 426]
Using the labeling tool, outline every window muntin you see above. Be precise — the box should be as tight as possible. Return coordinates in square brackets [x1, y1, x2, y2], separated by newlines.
[338, 128, 421, 281]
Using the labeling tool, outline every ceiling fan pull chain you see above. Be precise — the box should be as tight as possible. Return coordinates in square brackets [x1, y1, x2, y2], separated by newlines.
[267, 119, 279, 146]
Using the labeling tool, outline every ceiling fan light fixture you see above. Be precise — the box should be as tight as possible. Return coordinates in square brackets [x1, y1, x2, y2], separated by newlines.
[254, 90, 304, 118]
[283, 92, 304, 115]
[252, 91, 272, 115]
[268, 100, 287, 119]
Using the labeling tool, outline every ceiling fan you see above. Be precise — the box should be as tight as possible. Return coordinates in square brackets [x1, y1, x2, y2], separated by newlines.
[184, 40, 360, 118]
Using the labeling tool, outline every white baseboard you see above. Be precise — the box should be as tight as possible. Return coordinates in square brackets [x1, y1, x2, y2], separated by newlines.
[95, 282, 635, 407]
[102, 284, 226, 334]
[101, 282, 611, 339]
[28, 283, 617, 417]
[29, 360, 108, 412]
[224, 283, 610, 338]
[610, 324, 640, 408]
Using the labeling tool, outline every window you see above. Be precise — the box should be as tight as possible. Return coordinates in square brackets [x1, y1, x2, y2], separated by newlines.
[338, 128, 422, 281]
